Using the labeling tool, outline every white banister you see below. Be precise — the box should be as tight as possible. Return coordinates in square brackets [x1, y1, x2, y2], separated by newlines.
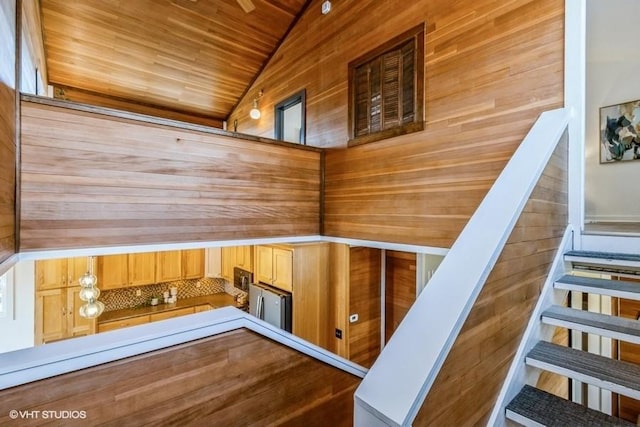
[354, 108, 570, 426]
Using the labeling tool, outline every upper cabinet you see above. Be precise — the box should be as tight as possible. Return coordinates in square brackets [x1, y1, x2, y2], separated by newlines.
[97, 254, 129, 290]
[36, 257, 88, 290]
[182, 249, 204, 279]
[222, 246, 253, 280]
[257, 246, 293, 292]
[128, 252, 157, 286]
[156, 250, 181, 283]
[205, 248, 223, 278]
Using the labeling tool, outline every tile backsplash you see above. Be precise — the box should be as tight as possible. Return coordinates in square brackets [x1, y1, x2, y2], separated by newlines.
[101, 277, 227, 312]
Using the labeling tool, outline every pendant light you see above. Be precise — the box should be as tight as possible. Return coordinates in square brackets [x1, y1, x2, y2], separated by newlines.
[249, 89, 264, 120]
[78, 256, 104, 318]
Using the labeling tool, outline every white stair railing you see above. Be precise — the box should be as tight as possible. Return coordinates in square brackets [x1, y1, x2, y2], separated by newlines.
[354, 108, 570, 426]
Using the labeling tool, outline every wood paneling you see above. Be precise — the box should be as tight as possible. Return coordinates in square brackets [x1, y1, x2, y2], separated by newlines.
[0, 329, 360, 426]
[21, 0, 47, 95]
[414, 135, 568, 426]
[229, 0, 564, 247]
[328, 243, 350, 358]
[40, 0, 308, 120]
[53, 85, 224, 128]
[0, 0, 16, 264]
[349, 246, 381, 368]
[19, 98, 321, 250]
[385, 251, 416, 342]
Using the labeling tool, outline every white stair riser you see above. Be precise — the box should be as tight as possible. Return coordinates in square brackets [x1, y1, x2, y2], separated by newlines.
[505, 409, 546, 427]
[566, 255, 640, 270]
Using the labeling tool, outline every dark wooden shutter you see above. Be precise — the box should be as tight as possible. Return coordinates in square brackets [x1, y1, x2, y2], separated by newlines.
[382, 49, 400, 129]
[369, 58, 382, 133]
[401, 40, 415, 124]
[354, 65, 370, 137]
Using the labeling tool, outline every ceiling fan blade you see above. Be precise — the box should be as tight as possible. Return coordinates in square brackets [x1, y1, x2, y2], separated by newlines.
[237, 0, 255, 13]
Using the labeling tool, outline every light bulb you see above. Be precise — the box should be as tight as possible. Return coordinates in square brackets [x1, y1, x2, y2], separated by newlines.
[79, 287, 100, 302]
[79, 272, 97, 287]
[79, 300, 105, 318]
[249, 98, 260, 119]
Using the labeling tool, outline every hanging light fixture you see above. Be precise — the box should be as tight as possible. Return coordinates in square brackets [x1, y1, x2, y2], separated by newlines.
[78, 256, 104, 319]
[249, 89, 263, 120]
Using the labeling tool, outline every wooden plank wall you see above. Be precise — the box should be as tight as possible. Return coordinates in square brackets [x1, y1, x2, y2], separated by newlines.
[0, 0, 16, 264]
[414, 135, 568, 426]
[227, 0, 564, 247]
[19, 99, 321, 251]
[349, 246, 381, 368]
[0, 329, 361, 426]
[385, 251, 416, 342]
[53, 85, 224, 129]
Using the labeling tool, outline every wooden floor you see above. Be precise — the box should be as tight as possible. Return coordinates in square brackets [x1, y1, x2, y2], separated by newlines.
[584, 222, 640, 237]
[0, 329, 360, 426]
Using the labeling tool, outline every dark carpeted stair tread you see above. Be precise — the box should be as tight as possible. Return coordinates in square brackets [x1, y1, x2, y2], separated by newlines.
[541, 306, 640, 344]
[506, 385, 635, 427]
[565, 250, 640, 263]
[564, 250, 640, 275]
[555, 275, 640, 300]
[526, 341, 640, 399]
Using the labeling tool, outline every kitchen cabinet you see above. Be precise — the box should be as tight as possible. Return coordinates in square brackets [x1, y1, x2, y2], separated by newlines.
[35, 288, 66, 343]
[128, 252, 156, 286]
[222, 246, 253, 280]
[256, 246, 293, 292]
[36, 257, 89, 290]
[255, 243, 328, 348]
[156, 250, 181, 283]
[195, 304, 212, 312]
[150, 307, 195, 322]
[35, 284, 96, 345]
[98, 254, 129, 290]
[182, 249, 204, 279]
[205, 248, 223, 278]
[98, 315, 150, 333]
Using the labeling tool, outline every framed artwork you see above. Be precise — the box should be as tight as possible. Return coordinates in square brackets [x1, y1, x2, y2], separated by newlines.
[600, 99, 640, 163]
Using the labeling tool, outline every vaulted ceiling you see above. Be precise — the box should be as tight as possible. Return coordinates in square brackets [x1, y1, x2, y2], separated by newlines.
[40, 0, 308, 121]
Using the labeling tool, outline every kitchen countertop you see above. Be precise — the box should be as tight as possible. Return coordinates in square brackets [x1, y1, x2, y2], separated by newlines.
[98, 293, 239, 323]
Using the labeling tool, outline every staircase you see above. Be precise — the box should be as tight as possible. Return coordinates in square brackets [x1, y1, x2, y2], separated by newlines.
[506, 250, 640, 426]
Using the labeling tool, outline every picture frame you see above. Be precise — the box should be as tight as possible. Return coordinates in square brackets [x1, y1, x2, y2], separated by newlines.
[600, 99, 640, 163]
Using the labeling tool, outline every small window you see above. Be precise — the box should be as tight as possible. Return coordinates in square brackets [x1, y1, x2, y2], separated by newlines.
[275, 90, 306, 144]
[348, 24, 424, 146]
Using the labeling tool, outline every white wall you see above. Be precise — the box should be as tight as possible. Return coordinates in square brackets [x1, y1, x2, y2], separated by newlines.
[0, 261, 35, 354]
[585, 0, 640, 222]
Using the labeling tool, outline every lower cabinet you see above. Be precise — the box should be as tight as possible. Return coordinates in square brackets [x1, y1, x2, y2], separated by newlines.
[149, 307, 194, 322]
[195, 304, 212, 312]
[35, 287, 96, 344]
[98, 315, 150, 333]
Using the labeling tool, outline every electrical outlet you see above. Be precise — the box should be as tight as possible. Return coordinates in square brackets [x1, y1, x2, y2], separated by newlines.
[335, 328, 342, 339]
[349, 314, 358, 323]
[135, 289, 141, 297]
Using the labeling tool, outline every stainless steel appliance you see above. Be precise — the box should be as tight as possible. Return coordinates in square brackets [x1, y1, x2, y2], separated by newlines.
[233, 267, 252, 293]
[249, 282, 292, 332]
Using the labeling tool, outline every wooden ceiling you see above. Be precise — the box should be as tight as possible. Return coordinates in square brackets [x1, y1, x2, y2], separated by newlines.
[40, 0, 308, 121]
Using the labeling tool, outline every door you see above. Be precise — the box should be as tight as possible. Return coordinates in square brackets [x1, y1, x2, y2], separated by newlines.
[262, 288, 285, 330]
[249, 283, 263, 319]
[272, 248, 293, 292]
[66, 287, 94, 337]
[35, 288, 66, 344]
[35, 258, 68, 290]
[256, 246, 273, 285]
[182, 249, 204, 279]
[129, 252, 156, 286]
[98, 254, 129, 290]
[67, 257, 91, 288]
[221, 247, 235, 280]
[156, 250, 181, 283]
